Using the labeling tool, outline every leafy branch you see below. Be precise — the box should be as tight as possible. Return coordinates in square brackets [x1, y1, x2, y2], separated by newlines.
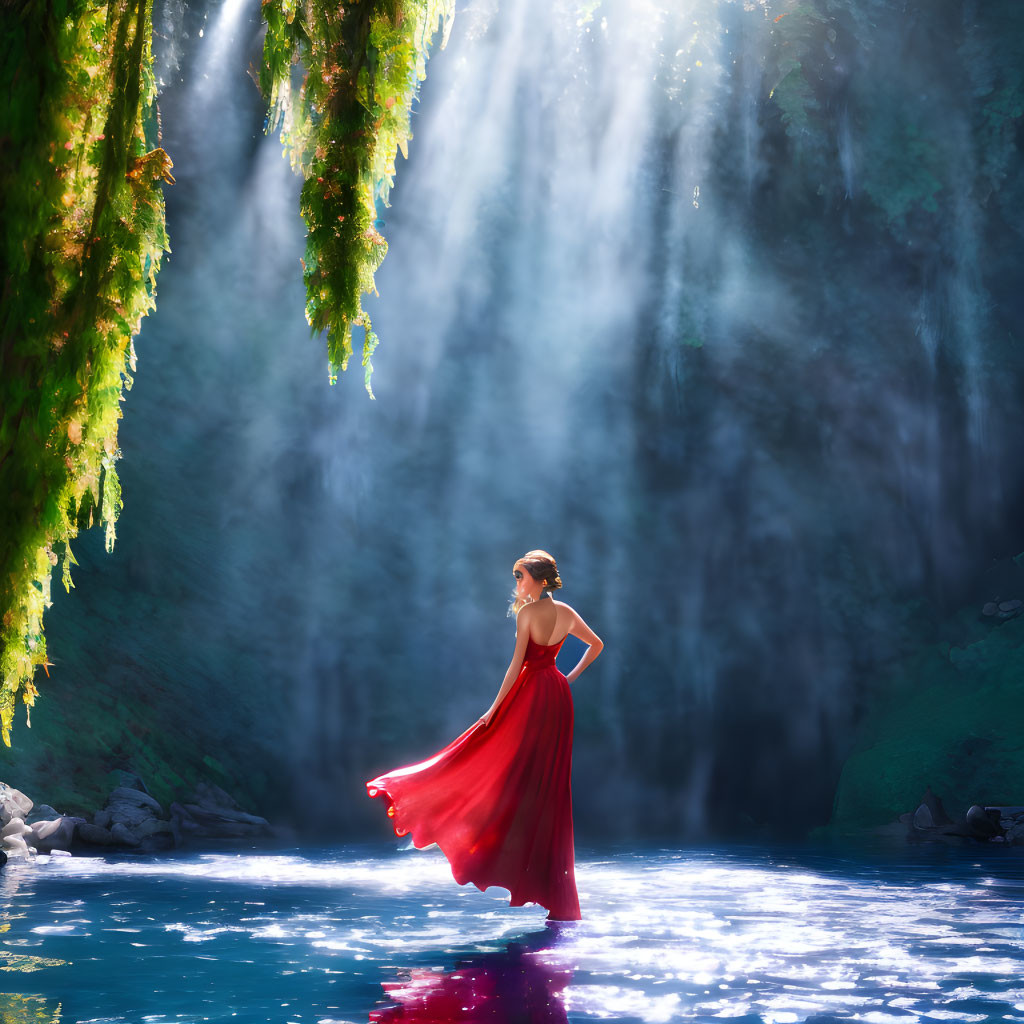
[260, 0, 454, 395]
[0, 0, 171, 745]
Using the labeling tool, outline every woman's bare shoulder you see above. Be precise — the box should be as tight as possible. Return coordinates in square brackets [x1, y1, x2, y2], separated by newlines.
[515, 602, 537, 624]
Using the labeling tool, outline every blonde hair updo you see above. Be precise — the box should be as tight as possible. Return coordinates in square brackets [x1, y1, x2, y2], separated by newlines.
[508, 549, 563, 617]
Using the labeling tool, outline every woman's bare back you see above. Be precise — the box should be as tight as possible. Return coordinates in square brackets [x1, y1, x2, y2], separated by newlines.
[520, 598, 601, 649]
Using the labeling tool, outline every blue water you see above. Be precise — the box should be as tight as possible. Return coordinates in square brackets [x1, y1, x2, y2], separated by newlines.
[2, 841, 1023, 1023]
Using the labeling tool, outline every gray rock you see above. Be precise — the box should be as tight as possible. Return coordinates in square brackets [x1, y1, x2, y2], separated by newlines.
[982, 602, 998, 616]
[26, 804, 62, 825]
[93, 809, 112, 829]
[181, 803, 269, 827]
[966, 804, 1002, 838]
[105, 800, 155, 828]
[170, 802, 269, 839]
[913, 804, 935, 830]
[75, 822, 115, 846]
[920, 786, 952, 825]
[2, 834, 31, 858]
[110, 822, 141, 847]
[28, 818, 64, 842]
[190, 781, 242, 812]
[1, 817, 32, 839]
[138, 830, 176, 853]
[108, 787, 164, 815]
[47, 848, 72, 858]
[0, 784, 32, 827]
[132, 818, 174, 840]
[164, 783, 273, 843]
[28, 816, 86, 852]
[1005, 821, 1024, 845]
[998, 599, 1022, 612]
[991, 806, 1024, 831]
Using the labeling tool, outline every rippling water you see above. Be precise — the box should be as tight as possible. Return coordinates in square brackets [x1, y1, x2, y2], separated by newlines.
[1, 841, 1023, 1022]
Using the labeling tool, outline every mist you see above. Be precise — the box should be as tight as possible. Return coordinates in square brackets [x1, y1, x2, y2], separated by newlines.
[28, 0, 1024, 840]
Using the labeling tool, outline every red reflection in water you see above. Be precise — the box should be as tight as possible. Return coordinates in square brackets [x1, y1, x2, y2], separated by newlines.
[369, 926, 573, 1023]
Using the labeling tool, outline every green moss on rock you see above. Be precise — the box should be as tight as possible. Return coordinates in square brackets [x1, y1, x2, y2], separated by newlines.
[828, 612, 1024, 832]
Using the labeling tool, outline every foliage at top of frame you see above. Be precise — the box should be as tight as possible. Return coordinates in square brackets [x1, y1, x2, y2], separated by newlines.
[0, 0, 172, 745]
[261, 0, 454, 395]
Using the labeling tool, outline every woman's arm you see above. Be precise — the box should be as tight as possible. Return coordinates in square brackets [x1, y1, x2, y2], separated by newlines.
[564, 609, 603, 685]
[479, 606, 532, 726]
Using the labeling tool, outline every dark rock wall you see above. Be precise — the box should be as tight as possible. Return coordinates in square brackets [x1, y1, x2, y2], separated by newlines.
[829, 568, 1024, 831]
[4, 0, 1023, 839]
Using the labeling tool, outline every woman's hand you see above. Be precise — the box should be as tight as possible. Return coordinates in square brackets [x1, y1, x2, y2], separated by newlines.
[478, 708, 496, 728]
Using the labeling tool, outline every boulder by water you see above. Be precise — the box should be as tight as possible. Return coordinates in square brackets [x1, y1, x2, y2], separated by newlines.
[0, 783, 32, 826]
[169, 781, 273, 840]
[26, 803, 62, 824]
[0, 784, 35, 860]
[912, 803, 935, 830]
[110, 822, 142, 847]
[965, 804, 1002, 839]
[886, 787, 1024, 847]
[75, 775, 177, 852]
[29, 816, 86, 853]
[75, 822, 116, 846]
[920, 786, 952, 825]
[0, 772, 277, 863]
[981, 598, 1022, 620]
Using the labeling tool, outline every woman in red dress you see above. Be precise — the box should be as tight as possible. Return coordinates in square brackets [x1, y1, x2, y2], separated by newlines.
[366, 549, 604, 921]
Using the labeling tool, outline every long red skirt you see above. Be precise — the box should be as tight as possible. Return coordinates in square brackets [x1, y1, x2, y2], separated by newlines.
[366, 635, 581, 921]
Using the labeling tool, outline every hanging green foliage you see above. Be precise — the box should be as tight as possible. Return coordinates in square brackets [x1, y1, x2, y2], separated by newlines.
[260, 0, 454, 395]
[0, 0, 171, 745]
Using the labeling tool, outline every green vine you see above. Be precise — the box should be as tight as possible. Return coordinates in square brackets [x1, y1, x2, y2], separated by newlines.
[260, 0, 454, 395]
[0, 0, 171, 745]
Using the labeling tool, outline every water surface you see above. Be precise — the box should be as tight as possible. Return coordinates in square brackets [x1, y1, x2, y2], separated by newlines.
[2, 841, 1023, 1022]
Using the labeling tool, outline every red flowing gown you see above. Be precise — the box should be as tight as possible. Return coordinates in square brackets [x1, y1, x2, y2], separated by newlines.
[366, 634, 581, 921]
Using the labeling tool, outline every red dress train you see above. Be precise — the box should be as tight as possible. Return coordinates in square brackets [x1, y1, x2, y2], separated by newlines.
[366, 634, 581, 921]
